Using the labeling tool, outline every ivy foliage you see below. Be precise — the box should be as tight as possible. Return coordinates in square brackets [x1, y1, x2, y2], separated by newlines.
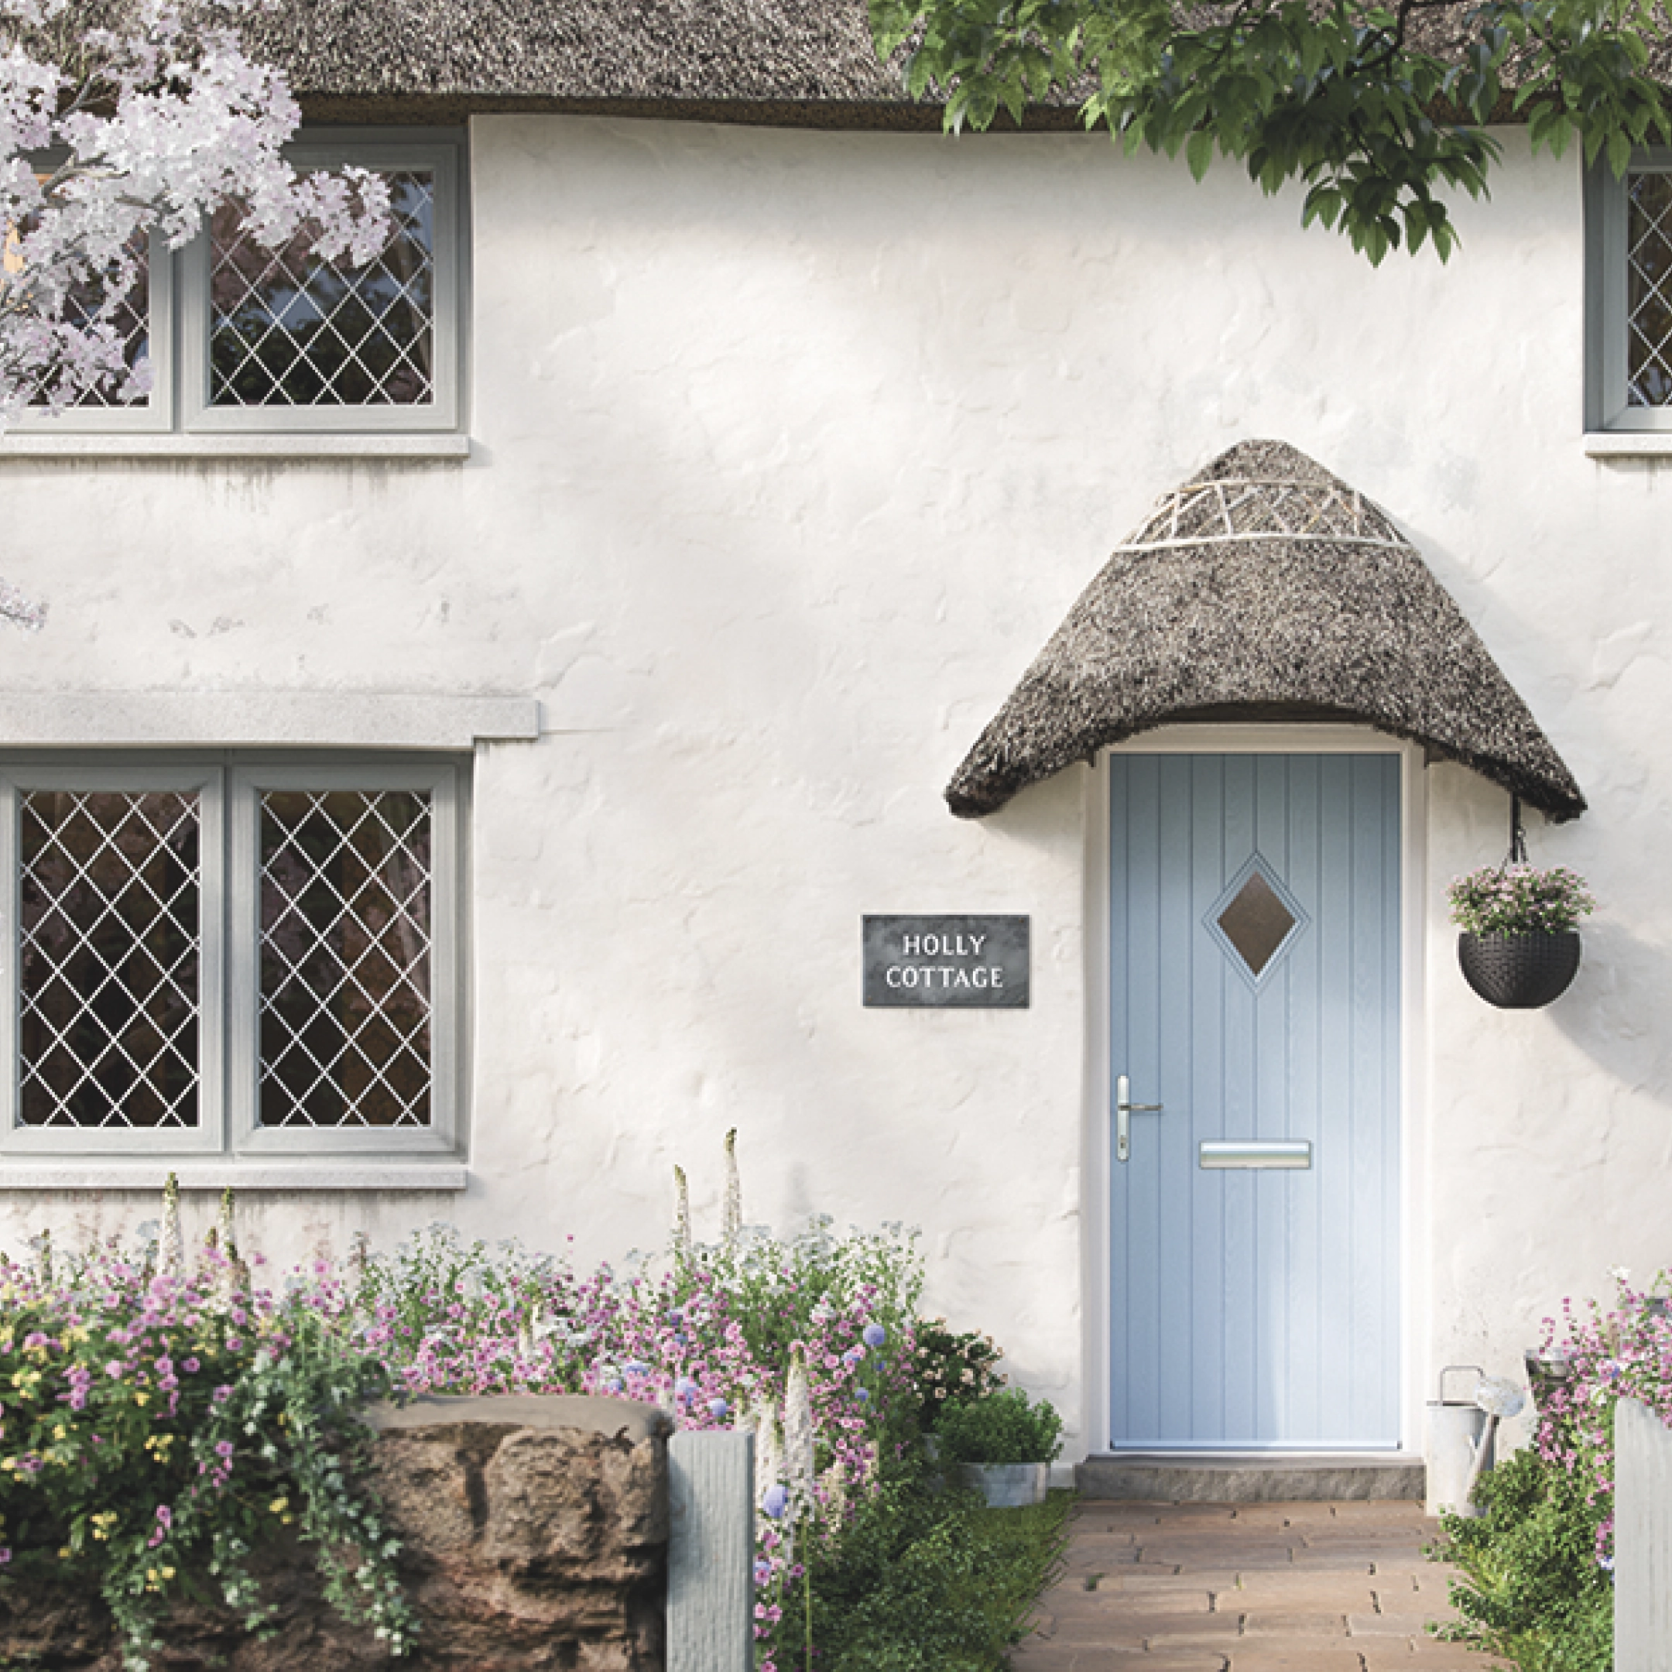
[869, 0, 1672, 261]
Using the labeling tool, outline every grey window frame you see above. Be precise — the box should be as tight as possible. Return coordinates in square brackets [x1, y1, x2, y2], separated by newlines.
[13, 129, 464, 438]
[1586, 149, 1672, 433]
[0, 752, 464, 1161]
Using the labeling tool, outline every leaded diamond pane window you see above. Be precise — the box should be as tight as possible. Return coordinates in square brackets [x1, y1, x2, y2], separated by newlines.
[0, 758, 460, 1158]
[1627, 171, 1672, 407]
[8, 132, 460, 438]
[18, 790, 200, 1128]
[209, 171, 436, 409]
[258, 789, 433, 1129]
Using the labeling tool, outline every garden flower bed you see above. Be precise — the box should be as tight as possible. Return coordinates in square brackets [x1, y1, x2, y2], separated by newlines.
[1434, 1270, 1672, 1672]
[0, 1165, 1068, 1671]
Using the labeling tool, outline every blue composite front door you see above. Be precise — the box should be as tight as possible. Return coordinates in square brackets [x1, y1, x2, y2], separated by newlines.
[1109, 753, 1401, 1450]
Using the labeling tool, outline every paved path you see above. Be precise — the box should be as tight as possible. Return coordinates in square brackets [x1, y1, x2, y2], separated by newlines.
[1009, 1499, 1515, 1671]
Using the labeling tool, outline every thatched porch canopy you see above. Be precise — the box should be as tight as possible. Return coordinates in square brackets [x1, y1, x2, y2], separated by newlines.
[946, 440, 1586, 822]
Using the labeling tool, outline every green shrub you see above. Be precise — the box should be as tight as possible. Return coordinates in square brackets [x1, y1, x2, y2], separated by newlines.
[776, 1449, 1071, 1671]
[1434, 1446, 1611, 1672]
[936, 1387, 1063, 1465]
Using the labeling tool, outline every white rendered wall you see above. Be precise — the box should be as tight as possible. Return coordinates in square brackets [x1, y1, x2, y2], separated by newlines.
[0, 114, 1661, 1461]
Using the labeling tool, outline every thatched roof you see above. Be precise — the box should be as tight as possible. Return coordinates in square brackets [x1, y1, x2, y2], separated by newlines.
[244, 0, 980, 129]
[946, 440, 1586, 822]
[232, 0, 1672, 125]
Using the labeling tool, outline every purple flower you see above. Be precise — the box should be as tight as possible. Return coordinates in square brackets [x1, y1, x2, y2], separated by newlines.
[762, 1483, 789, 1520]
[754, 1557, 773, 1586]
[183, 1357, 200, 1374]
[708, 1397, 729, 1419]
[862, 1323, 887, 1348]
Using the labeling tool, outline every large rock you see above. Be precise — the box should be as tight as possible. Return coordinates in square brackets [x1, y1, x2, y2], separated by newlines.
[0, 1395, 671, 1671]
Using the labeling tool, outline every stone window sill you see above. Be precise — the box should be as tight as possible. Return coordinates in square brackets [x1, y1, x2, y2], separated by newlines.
[0, 1163, 468, 1191]
[1584, 432, 1672, 457]
[0, 433, 470, 460]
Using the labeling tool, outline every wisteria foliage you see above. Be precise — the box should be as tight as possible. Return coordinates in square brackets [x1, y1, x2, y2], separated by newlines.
[0, 0, 388, 424]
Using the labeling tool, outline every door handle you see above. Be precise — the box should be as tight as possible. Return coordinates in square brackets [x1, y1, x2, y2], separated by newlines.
[1115, 1074, 1164, 1163]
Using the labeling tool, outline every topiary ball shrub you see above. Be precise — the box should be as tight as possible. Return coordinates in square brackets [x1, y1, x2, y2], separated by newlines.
[936, 1387, 1063, 1466]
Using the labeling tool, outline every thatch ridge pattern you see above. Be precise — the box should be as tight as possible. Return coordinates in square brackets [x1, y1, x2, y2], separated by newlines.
[946, 440, 1586, 822]
[1123, 477, 1404, 549]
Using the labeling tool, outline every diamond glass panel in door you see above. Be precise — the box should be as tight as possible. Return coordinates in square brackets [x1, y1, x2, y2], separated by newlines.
[258, 790, 432, 1129]
[1628, 172, 1672, 406]
[209, 172, 435, 407]
[1215, 864, 1300, 978]
[17, 791, 200, 1128]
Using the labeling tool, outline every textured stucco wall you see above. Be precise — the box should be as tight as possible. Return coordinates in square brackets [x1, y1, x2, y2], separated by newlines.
[0, 114, 1663, 1460]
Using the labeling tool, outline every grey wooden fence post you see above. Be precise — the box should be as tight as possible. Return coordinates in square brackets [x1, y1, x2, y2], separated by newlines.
[668, 1429, 755, 1672]
[1615, 1397, 1672, 1671]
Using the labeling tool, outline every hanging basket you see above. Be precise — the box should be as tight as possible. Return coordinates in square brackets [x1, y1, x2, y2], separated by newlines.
[1458, 932, 1581, 1009]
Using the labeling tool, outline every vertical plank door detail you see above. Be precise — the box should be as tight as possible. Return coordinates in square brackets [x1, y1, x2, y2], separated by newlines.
[1109, 754, 1400, 1449]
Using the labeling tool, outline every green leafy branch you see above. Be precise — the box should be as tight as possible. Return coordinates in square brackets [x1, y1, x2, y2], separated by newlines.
[870, 0, 1672, 260]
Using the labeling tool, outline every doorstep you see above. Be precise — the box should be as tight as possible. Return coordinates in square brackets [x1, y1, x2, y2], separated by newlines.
[1076, 1451, 1426, 1502]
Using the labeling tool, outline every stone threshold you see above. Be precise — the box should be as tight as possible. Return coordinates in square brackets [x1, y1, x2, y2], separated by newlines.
[1076, 1450, 1426, 1502]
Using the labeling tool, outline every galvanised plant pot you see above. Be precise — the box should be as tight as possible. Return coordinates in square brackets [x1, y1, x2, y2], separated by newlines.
[1458, 931, 1581, 1010]
[958, 1462, 1049, 1508]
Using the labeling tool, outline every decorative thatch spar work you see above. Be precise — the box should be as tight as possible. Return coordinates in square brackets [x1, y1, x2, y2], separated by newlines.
[945, 440, 1586, 822]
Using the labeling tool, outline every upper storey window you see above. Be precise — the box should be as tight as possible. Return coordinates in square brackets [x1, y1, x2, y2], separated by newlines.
[16, 132, 463, 437]
[1587, 153, 1672, 432]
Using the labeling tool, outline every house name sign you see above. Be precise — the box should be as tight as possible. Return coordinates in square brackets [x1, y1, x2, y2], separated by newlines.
[862, 915, 1030, 1009]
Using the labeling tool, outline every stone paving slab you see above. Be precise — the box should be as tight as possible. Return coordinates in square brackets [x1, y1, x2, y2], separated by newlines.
[1008, 1501, 1511, 1671]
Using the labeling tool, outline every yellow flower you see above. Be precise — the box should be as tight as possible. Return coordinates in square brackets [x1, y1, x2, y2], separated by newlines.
[133, 1391, 148, 1407]
[52, 1425, 65, 1441]
[58, 1546, 71, 1559]
[160, 1566, 175, 1581]
[269, 1497, 289, 1515]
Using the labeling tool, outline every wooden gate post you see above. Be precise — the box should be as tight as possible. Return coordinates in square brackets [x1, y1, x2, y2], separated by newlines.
[1615, 1397, 1672, 1670]
[668, 1429, 755, 1672]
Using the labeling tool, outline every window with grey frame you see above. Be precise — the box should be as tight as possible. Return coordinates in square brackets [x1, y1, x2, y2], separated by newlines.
[1587, 152, 1672, 431]
[0, 757, 462, 1157]
[16, 131, 464, 435]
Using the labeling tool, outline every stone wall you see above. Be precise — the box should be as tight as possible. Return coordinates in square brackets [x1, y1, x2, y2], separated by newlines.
[0, 1395, 670, 1672]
